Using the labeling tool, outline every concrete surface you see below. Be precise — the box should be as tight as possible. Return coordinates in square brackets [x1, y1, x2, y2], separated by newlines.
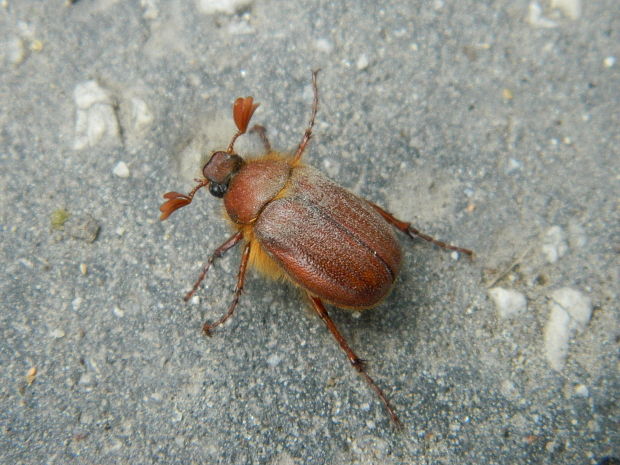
[1, 1, 618, 464]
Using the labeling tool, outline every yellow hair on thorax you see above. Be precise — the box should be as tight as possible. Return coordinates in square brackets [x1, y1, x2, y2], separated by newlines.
[240, 224, 287, 281]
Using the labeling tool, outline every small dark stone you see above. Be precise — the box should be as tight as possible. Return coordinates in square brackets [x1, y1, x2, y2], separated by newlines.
[597, 458, 620, 465]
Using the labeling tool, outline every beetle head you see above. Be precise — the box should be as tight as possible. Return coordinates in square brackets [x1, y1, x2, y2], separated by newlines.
[202, 151, 243, 198]
[159, 96, 260, 220]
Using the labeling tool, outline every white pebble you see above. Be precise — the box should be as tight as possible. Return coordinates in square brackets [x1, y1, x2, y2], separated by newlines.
[197, 0, 252, 15]
[544, 304, 570, 371]
[322, 158, 341, 178]
[603, 56, 616, 68]
[500, 379, 520, 401]
[227, 19, 254, 35]
[73, 81, 120, 150]
[313, 38, 333, 53]
[130, 97, 153, 133]
[574, 384, 589, 397]
[74, 80, 113, 109]
[50, 328, 66, 339]
[113, 306, 125, 317]
[526, 2, 558, 28]
[141, 0, 159, 19]
[568, 221, 586, 248]
[550, 0, 582, 20]
[488, 287, 527, 319]
[3, 37, 26, 65]
[266, 353, 282, 367]
[541, 225, 568, 263]
[72, 297, 83, 310]
[356, 54, 369, 70]
[505, 158, 522, 174]
[549, 287, 592, 331]
[113, 161, 130, 178]
[543, 287, 592, 371]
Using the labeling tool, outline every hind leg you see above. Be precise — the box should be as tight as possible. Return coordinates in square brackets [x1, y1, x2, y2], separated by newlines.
[369, 202, 474, 257]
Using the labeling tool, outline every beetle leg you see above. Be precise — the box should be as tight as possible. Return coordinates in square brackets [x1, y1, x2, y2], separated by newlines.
[184, 231, 244, 302]
[202, 240, 251, 336]
[368, 202, 474, 257]
[249, 124, 272, 152]
[292, 69, 320, 164]
[307, 294, 403, 428]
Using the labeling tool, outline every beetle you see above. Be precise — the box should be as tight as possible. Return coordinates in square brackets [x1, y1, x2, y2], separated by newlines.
[159, 71, 472, 426]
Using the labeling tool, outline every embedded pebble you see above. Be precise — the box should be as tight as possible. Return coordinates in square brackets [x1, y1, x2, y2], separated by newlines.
[197, 0, 252, 14]
[130, 97, 153, 133]
[488, 287, 527, 319]
[550, 0, 581, 20]
[2, 37, 26, 65]
[266, 353, 282, 367]
[550, 287, 592, 330]
[227, 19, 254, 35]
[543, 287, 592, 371]
[568, 221, 586, 248]
[541, 225, 568, 263]
[356, 54, 370, 70]
[313, 38, 333, 53]
[113, 161, 130, 178]
[500, 379, 520, 401]
[73, 81, 120, 150]
[140, 0, 159, 19]
[26, 367, 37, 385]
[64, 214, 100, 243]
[72, 297, 83, 310]
[505, 158, 522, 174]
[574, 384, 589, 397]
[50, 328, 66, 339]
[30, 39, 43, 52]
[527, 2, 557, 28]
[322, 158, 340, 178]
[74, 81, 113, 109]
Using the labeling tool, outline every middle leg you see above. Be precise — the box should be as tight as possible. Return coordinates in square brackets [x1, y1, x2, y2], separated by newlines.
[202, 240, 251, 336]
[184, 231, 244, 302]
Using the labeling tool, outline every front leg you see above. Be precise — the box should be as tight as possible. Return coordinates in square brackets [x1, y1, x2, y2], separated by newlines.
[184, 231, 244, 302]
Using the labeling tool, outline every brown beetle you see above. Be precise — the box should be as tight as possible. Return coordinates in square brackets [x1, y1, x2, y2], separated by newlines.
[160, 71, 472, 426]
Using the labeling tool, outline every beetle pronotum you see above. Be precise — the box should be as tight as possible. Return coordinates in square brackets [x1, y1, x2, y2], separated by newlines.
[160, 71, 472, 426]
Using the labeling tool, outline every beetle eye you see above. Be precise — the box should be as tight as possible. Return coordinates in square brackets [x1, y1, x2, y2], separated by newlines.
[209, 182, 228, 198]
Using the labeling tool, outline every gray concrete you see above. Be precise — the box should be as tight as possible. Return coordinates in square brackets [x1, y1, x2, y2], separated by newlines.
[1, 1, 618, 464]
